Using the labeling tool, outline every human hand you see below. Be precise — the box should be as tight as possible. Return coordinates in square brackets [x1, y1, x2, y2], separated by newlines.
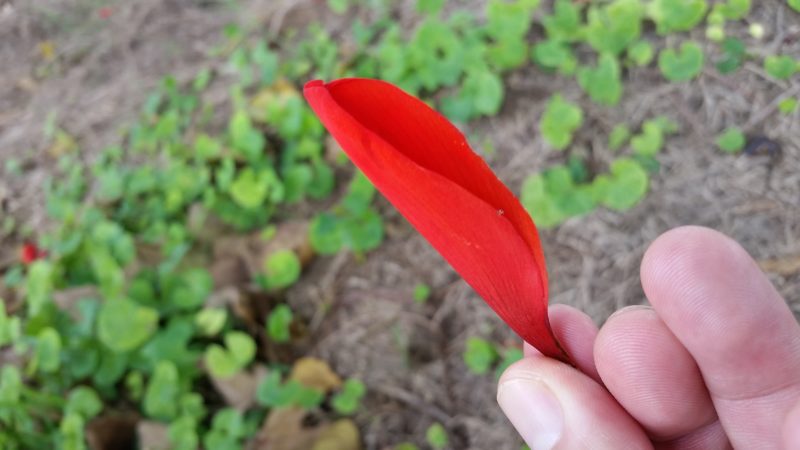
[497, 226, 800, 449]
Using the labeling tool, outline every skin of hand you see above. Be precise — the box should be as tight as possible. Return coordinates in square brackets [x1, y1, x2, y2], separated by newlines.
[497, 226, 800, 450]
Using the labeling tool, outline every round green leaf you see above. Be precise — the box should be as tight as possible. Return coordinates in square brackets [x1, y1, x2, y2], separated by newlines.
[600, 158, 649, 211]
[262, 250, 301, 290]
[659, 41, 704, 81]
[716, 127, 746, 153]
[97, 298, 158, 353]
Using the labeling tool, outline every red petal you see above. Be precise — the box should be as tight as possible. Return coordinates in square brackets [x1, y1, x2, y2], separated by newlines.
[304, 79, 569, 362]
[20, 243, 41, 264]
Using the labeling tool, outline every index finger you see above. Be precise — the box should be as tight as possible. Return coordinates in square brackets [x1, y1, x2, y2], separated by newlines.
[641, 226, 800, 449]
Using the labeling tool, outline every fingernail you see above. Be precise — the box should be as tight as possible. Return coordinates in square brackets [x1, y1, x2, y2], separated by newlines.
[498, 378, 563, 450]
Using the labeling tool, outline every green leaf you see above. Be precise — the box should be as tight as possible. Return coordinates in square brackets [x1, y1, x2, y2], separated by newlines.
[66, 386, 103, 420]
[0, 366, 22, 404]
[408, 19, 465, 90]
[266, 304, 293, 343]
[463, 337, 498, 375]
[194, 134, 222, 160]
[97, 298, 158, 353]
[33, 327, 61, 374]
[578, 53, 623, 106]
[341, 209, 384, 253]
[205, 345, 240, 379]
[486, 36, 529, 71]
[764, 55, 798, 80]
[0, 302, 20, 346]
[495, 347, 524, 379]
[609, 124, 631, 151]
[144, 361, 180, 420]
[659, 41, 704, 81]
[542, 0, 583, 42]
[167, 268, 213, 311]
[585, 0, 643, 55]
[331, 379, 366, 415]
[225, 331, 256, 368]
[648, 0, 709, 34]
[716, 37, 746, 74]
[598, 158, 649, 211]
[26, 260, 54, 316]
[462, 69, 504, 116]
[790, 0, 800, 12]
[229, 168, 271, 209]
[256, 371, 324, 409]
[169, 416, 200, 450]
[417, 0, 445, 15]
[228, 110, 264, 160]
[196, 308, 227, 336]
[521, 174, 568, 228]
[142, 361, 180, 420]
[532, 40, 578, 74]
[631, 121, 664, 157]
[540, 94, 584, 150]
[716, 127, 746, 153]
[627, 41, 654, 66]
[262, 250, 301, 290]
[327, 0, 349, 14]
[715, 0, 750, 20]
[779, 97, 799, 115]
[426, 423, 449, 450]
[413, 283, 431, 304]
[485, 0, 539, 41]
[395, 444, 420, 450]
[309, 213, 343, 255]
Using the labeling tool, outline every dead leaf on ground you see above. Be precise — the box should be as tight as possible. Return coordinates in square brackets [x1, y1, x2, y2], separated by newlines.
[312, 419, 360, 450]
[53, 286, 99, 317]
[256, 220, 314, 269]
[247, 407, 323, 450]
[759, 255, 800, 276]
[211, 365, 268, 412]
[211, 255, 250, 288]
[136, 421, 170, 450]
[289, 357, 342, 393]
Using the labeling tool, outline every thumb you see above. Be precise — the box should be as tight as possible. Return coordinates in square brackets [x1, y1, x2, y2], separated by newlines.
[497, 355, 651, 450]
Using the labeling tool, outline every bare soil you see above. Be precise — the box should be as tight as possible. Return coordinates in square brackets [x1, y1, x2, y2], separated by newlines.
[1, 1, 799, 449]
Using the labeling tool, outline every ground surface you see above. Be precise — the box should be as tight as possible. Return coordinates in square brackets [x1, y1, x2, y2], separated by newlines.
[1, 1, 799, 449]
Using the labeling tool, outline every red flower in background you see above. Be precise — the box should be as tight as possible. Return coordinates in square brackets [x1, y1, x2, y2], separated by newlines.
[304, 79, 570, 363]
[20, 242, 46, 265]
[98, 7, 113, 20]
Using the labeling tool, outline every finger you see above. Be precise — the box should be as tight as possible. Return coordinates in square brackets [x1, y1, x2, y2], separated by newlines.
[594, 306, 720, 444]
[498, 357, 652, 450]
[655, 421, 731, 450]
[548, 304, 601, 382]
[641, 226, 800, 448]
[783, 398, 800, 449]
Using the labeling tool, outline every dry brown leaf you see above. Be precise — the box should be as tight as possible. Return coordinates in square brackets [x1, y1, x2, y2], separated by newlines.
[255, 220, 313, 268]
[211, 365, 268, 412]
[37, 41, 56, 61]
[53, 286, 99, 317]
[289, 357, 342, 393]
[312, 419, 361, 450]
[211, 256, 250, 289]
[325, 135, 344, 163]
[136, 421, 170, 450]
[759, 255, 800, 276]
[247, 407, 323, 450]
[249, 80, 300, 123]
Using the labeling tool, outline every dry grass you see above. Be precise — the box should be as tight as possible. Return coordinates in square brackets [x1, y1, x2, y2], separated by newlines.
[0, 0, 798, 448]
